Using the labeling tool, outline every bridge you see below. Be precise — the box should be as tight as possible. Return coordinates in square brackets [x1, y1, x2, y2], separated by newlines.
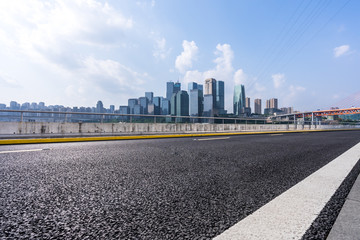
[1, 111, 360, 239]
[273, 107, 360, 121]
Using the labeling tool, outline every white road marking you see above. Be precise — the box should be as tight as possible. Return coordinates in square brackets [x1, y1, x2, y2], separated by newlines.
[0, 149, 48, 154]
[194, 137, 230, 141]
[270, 134, 283, 136]
[214, 142, 360, 240]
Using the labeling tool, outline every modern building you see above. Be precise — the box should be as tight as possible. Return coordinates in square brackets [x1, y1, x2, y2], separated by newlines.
[270, 98, 278, 109]
[188, 82, 203, 120]
[176, 90, 189, 122]
[153, 96, 162, 115]
[145, 92, 153, 104]
[128, 98, 138, 114]
[166, 82, 174, 100]
[189, 89, 203, 121]
[254, 99, 262, 114]
[96, 100, 104, 113]
[139, 97, 148, 114]
[148, 103, 155, 115]
[188, 82, 198, 92]
[170, 93, 177, 116]
[264, 98, 279, 115]
[216, 80, 225, 114]
[161, 99, 170, 115]
[233, 85, 246, 116]
[244, 97, 251, 116]
[174, 81, 181, 94]
[119, 106, 129, 121]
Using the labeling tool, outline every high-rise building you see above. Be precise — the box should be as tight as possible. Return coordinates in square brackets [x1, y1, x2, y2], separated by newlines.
[266, 99, 270, 109]
[270, 98, 278, 109]
[96, 100, 104, 113]
[128, 98, 138, 114]
[245, 97, 250, 108]
[109, 105, 115, 113]
[174, 81, 181, 94]
[153, 96, 162, 115]
[188, 82, 203, 119]
[203, 94, 213, 116]
[148, 103, 155, 115]
[254, 99, 262, 114]
[139, 97, 148, 114]
[166, 82, 174, 100]
[205, 78, 217, 115]
[189, 89, 203, 118]
[119, 106, 129, 121]
[188, 82, 198, 92]
[233, 85, 246, 115]
[204, 78, 216, 95]
[216, 81, 225, 114]
[176, 90, 189, 122]
[161, 99, 170, 115]
[170, 93, 177, 116]
[145, 92, 154, 104]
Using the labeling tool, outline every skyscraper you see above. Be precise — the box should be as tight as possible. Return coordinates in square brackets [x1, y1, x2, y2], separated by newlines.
[254, 99, 262, 114]
[139, 97, 148, 114]
[233, 85, 246, 116]
[153, 96, 162, 115]
[96, 100, 104, 113]
[119, 106, 129, 121]
[128, 98, 138, 114]
[245, 97, 250, 108]
[205, 78, 217, 114]
[174, 81, 181, 94]
[176, 90, 189, 118]
[188, 82, 203, 119]
[270, 98, 278, 109]
[216, 80, 225, 114]
[203, 94, 214, 118]
[166, 82, 174, 100]
[161, 99, 170, 115]
[145, 92, 154, 104]
[188, 82, 198, 92]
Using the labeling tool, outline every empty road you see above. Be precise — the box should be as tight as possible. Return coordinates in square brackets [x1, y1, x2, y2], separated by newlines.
[1, 131, 360, 239]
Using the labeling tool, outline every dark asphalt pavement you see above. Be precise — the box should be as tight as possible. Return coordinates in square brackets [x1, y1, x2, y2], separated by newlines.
[1, 131, 360, 239]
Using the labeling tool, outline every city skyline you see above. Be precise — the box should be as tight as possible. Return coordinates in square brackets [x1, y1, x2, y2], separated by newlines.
[1, 79, 293, 118]
[0, 1, 359, 112]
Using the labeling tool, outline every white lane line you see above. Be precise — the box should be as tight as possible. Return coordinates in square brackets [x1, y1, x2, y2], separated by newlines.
[214, 142, 360, 240]
[194, 137, 230, 141]
[270, 134, 283, 136]
[0, 149, 48, 154]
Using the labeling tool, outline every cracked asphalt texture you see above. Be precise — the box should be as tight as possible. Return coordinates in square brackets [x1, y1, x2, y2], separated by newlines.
[1, 131, 360, 239]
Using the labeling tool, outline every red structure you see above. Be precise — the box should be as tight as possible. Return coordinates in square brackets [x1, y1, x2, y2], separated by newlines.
[294, 107, 360, 118]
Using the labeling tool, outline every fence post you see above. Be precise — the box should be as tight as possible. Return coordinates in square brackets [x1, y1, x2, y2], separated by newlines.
[20, 111, 23, 122]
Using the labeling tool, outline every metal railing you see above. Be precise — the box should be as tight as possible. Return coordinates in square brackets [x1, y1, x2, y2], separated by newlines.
[0, 109, 359, 126]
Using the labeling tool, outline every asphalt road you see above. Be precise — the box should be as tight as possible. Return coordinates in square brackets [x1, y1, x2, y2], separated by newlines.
[1, 131, 360, 239]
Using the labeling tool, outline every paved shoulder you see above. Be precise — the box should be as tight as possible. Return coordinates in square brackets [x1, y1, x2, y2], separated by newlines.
[327, 174, 360, 240]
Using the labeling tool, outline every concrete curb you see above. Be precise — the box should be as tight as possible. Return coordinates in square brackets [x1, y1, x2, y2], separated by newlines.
[0, 128, 359, 145]
[327, 173, 360, 240]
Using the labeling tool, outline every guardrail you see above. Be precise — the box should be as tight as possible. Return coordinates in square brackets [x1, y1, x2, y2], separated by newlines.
[0, 109, 359, 126]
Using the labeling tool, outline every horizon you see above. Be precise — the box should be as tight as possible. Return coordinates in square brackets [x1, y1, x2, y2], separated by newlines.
[1, 0, 359, 112]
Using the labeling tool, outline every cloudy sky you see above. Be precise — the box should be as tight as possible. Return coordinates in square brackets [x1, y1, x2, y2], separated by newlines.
[0, 0, 359, 112]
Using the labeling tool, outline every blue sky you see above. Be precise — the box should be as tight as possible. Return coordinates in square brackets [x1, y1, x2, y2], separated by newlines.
[0, 0, 359, 112]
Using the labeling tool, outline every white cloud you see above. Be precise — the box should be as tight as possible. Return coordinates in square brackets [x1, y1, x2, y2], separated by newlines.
[334, 45, 350, 58]
[175, 40, 199, 73]
[0, 72, 21, 88]
[272, 73, 285, 89]
[0, 0, 133, 65]
[153, 37, 171, 60]
[234, 69, 247, 85]
[80, 56, 146, 93]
